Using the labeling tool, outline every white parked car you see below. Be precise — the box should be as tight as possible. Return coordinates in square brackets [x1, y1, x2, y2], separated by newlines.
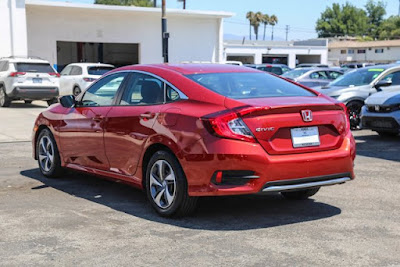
[0, 57, 59, 107]
[59, 63, 114, 96]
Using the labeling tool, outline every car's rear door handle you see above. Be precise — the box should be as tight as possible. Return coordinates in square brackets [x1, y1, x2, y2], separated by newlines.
[140, 112, 155, 119]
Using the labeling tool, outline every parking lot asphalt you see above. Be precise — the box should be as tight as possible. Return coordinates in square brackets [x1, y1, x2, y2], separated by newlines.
[0, 103, 399, 266]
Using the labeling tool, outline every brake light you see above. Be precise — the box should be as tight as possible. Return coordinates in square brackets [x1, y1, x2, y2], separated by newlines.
[336, 102, 350, 133]
[202, 109, 256, 143]
[48, 72, 60, 77]
[83, 77, 97, 82]
[9, 72, 26, 77]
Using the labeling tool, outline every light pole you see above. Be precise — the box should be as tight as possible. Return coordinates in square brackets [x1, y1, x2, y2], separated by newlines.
[161, 0, 169, 63]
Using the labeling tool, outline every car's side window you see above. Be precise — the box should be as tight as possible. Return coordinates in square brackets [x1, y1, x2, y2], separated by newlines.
[120, 73, 164, 106]
[0, 61, 5, 72]
[60, 66, 72, 76]
[310, 71, 328, 80]
[166, 85, 181, 102]
[70, 66, 82, 76]
[328, 71, 342, 80]
[381, 71, 400, 86]
[81, 73, 127, 107]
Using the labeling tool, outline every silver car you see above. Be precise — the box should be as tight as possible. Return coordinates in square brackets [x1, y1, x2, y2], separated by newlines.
[361, 89, 400, 137]
[281, 68, 343, 88]
[315, 64, 400, 128]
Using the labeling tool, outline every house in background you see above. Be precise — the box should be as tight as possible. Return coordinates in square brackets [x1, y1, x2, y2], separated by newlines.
[328, 40, 400, 66]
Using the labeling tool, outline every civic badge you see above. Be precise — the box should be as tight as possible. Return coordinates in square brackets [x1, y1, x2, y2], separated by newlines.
[301, 110, 313, 122]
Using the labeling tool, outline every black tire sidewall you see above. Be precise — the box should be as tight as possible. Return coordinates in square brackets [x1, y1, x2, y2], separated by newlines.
[36, 129, 62, 178]
[0, 87, 11, 107]
[145, 151, 187, 217]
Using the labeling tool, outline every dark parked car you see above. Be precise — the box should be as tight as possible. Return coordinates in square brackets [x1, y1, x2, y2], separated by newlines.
[281, 68, 344, 88]
[244, 64, 290, 75]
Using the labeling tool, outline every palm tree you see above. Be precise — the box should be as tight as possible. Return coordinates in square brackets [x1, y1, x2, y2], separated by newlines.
[253, 12, 263, 40]
[262, 14, 270, 41]
[269, 14, 278, 41]
[246, 11, 254, 40]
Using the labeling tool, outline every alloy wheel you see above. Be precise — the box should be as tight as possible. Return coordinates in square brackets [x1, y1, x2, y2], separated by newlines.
[38, 136, 55, 172]
[149, 160, 177, 209]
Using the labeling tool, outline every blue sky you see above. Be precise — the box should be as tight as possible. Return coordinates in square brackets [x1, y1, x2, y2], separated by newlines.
[48, 0, 400, 40]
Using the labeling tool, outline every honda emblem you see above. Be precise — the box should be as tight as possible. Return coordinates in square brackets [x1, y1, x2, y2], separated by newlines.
[301, 110, 313, 122]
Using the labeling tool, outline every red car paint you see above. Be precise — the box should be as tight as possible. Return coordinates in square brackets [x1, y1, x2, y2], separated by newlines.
[32, 64, 355, 196]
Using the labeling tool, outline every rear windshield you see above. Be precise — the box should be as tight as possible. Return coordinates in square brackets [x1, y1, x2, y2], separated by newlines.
[186, 72, 316, 99]
[88, 66, 114, 75]
[16, 63, 54, 73]
[258, 66, 283, 75]
[330, 68, 385, 87]
[282, 69, 310, 79]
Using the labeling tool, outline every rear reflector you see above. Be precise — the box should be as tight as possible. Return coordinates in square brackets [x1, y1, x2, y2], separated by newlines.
[83, 77, 97, 82]
[48, 72, 60, 77]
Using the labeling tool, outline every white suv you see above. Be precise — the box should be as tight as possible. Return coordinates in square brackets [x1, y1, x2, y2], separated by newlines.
[59, 63, 114, 96]
[0, 57, 60, 107]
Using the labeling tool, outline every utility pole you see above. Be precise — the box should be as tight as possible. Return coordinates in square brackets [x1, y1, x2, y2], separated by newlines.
[398, 0, 400, 15]
[285, 25, 289, 41]
[154, 0, 156, 7]
[161, 0, 169, 63]
[178, 0, 186, 9]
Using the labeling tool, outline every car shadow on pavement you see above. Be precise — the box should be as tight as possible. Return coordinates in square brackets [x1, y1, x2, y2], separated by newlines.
[21, 168, 341, 231]
[354, 134, 400, 162]
[8, 101, 47, 109]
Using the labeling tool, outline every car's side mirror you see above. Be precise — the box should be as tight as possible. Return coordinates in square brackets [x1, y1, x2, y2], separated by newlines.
[59, 95, 76, 108]
[374, 80, 392, 91]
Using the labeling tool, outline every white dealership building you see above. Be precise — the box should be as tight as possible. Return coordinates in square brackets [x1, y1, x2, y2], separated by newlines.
[1, 0, 232, 71]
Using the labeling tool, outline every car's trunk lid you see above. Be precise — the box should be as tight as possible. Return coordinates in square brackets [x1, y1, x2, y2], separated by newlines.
[225, 96, 348, 155]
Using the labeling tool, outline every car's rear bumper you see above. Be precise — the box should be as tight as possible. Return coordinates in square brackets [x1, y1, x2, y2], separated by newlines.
[9, 87, 59, 100]
[181, 132, 356, 197]
[361, 107, 400, 133]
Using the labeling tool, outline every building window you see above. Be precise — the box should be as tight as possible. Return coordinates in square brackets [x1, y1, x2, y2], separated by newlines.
[340, 50, 346, 54]
[357, 49, 366, 54]
[375, 48, 384, 53]
[348, 49, 355, 54]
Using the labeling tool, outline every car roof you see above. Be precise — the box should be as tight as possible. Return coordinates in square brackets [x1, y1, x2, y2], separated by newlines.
[362, 64, 399, 71]
[67, 63, 115, 67]
[115, 64, 260, 75]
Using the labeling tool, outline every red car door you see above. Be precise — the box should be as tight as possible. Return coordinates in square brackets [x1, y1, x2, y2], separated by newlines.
[58, 72, 129, 171]
[104, 72, 167, 176]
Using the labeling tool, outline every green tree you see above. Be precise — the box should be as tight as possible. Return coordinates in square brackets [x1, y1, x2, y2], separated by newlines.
[316, 3, 368, 38]
[379, 16, 400, 39]
[94, 0, 154, 7]
[269, 14, 278, 40]
[262, 14, 269, 41]
[252, 12, 263, 40]
[246, 11, 254, 40]
[365, 0, 386, 38]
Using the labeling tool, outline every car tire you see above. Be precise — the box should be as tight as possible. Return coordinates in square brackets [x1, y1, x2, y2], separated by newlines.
[73, 86, 81, 96]
[25, 100, 33, 104]
[377, 131, 398, 137]
[145, 150, 198, 217]
[346, 101, 364, 130]
[0, 87, 11, 107]
[36, 128, 63, 178]
[281, 187, 320, 200]
[47, 98, 58, 106]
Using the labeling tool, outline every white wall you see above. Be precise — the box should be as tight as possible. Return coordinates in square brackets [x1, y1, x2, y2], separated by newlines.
[224, 45, 328, 68]
[329, 47, 400, 63]
[0, 0, 28, 58]
[25, 4, 222, 66]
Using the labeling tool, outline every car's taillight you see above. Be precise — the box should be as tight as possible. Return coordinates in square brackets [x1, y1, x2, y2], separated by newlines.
[336, 102, 350, 133]
[9, 72, 26, 77]
[83, 77, 97, 82]
[201, 110, 256, 143]
[48, 72, 60, 77]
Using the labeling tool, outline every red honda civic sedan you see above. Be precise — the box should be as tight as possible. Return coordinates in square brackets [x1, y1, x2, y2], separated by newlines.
[32, 64, 355, 217]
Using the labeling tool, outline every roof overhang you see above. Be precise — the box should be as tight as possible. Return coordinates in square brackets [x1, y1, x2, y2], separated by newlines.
[25, 0, 234, 19]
